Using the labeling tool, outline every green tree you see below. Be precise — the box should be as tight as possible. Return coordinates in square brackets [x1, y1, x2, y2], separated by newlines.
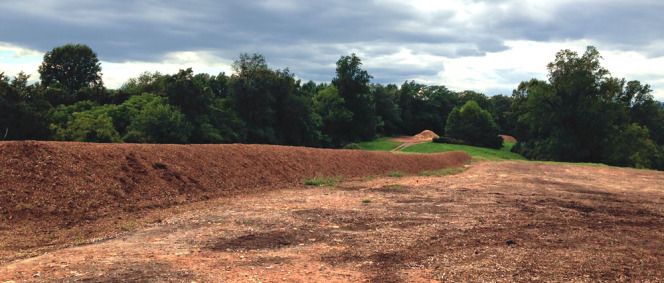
[122, 95, 192, 144]
[117, 70, 242, 144]
[229, 54, 321, 146]
[270, 69, 322, 147]
[488, 94, 513, 133]
[602, 123, 656, 169]
[314, 84, 352, 147]
[49, 101, 120, 143]
[511, 46, 662, 169]
[332, 54, 375, 142]
[458, 90, 490, 110]
[0, 72, 52, 140]
[371, 83, 401, 137]
[443, 100, 502, 149]
[51, 111, 121, 143]
[229, 53, 276, 143]
[398, 81, 458, 136]
[38, 44, 104, 104]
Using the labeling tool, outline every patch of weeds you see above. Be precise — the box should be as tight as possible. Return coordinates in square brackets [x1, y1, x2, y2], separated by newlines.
[362, 175, 375, 182]
[120, 220, 136, 232]
[304, 174, 343, 187]
[388, 171, 404, 178]
[385, 184, 405, 189]
[74, 233, 85, 245]
[418, 167, 466, 176]
[362, 199, 372, 203]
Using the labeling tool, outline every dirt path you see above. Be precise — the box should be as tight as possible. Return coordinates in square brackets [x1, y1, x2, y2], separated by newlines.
[388, 136, 431, 152]
[2, 161, 664, 282]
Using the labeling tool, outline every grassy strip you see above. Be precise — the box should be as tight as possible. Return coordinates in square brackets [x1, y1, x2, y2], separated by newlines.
[402, 141, 526, 161]
[388, 171, 404, 177]
[418, 167, 466, 176]
[304, 174, 344, 187]
[356, 137, 402, 151]
[530, 160, 611, 167]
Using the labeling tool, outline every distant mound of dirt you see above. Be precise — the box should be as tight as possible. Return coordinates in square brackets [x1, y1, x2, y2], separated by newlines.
[500, 135, 517, 142]
[413, 130, 439, 140]
[0, 141, 470, 238]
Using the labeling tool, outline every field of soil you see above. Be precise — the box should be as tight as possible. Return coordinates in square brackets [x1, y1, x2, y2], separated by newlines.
[2, 141, 664, 281]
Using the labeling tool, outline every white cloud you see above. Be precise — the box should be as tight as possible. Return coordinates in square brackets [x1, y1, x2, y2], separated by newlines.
[0, 43, 42, 83]
[102, 51, 234, 88]
[433, 40, 664, 100]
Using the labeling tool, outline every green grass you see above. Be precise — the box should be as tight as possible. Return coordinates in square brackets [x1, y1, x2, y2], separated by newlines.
[388, 171, 404, 177]
[355, 137, 619, 168]
[361, 175, 375, 182]
[304, 174, 344, 187]
[356, 137, 402, 151]
[362, 199, 372, 203]
[531, 160, 612, 167]
[418, 167, 466, 176]
[401, 141, 526, 161]
[119, 219, 136, 232]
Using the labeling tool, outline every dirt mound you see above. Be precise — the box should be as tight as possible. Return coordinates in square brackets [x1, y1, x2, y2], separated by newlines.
[0, 141, 470, 259]
[500, 135, 517, 142]
[413, 130, 439, 140]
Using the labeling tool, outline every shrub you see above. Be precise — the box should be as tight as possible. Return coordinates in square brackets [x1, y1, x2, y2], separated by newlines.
[443, 101, 503, 149]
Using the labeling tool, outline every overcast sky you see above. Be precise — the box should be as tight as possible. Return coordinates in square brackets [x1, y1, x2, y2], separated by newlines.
[1, 0, 663, 100]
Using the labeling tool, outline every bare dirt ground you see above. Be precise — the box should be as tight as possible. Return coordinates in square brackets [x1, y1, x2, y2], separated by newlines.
[0, 141, 469, 265]
[2, 160, 664, 282]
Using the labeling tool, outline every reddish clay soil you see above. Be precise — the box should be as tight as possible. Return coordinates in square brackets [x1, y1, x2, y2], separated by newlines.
[2, 142, 664, 282]
[500, 135, 517, 142]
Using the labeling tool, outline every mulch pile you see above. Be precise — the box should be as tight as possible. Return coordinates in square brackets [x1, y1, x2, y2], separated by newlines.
[0, 141, 469, 230]
[499, 135, 517, 142]
[413, 130, 439, 140]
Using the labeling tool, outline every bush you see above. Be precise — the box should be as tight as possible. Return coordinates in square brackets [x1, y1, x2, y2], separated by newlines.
[432, 136, 465, 145]
[443, 101, 503, 149]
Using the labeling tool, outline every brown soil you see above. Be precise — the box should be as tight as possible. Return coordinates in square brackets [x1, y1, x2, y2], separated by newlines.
[500, 135, 517, 142]
[2, 143, 664, 282]
[0, 141, 469, 264]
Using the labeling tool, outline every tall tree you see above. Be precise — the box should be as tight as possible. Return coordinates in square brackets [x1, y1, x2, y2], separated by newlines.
[443, 100, 503, 149]
[332, 54, 375, 143]
[512, 46, 661, 168]
[0, 72, 52, 140]
[398, 81, 458, 136]
[371, 83, 401, 137]
[314, 84, 352, 147]
[38, 44, 104, 104]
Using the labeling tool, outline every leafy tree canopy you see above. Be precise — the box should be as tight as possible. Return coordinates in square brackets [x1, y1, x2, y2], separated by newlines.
[38, 44, 103, 95]
[442, 100, 502, 149]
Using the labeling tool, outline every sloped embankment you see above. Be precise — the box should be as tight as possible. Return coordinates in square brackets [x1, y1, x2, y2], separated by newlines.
[0, 141, 470, 227]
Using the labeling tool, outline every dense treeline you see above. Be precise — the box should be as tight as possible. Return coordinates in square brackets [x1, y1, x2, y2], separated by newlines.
[1, 44, 664, 170]
[509, 47, 664, 169]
